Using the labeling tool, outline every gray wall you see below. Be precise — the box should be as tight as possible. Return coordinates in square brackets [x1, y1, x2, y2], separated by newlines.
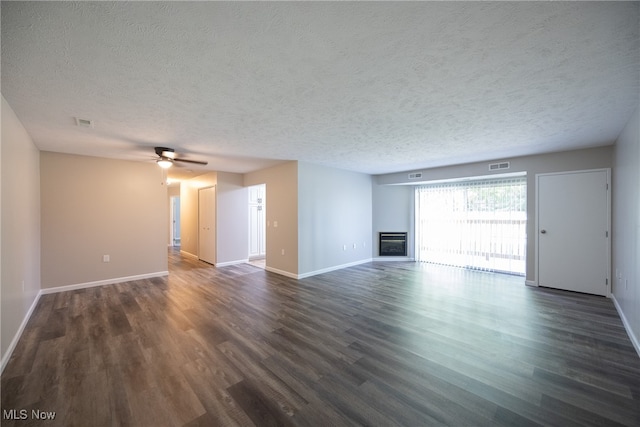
[180, 172, 217, 257]
[372, 184, 414, 259]
[1, 95, 41, 366]
[298, 162, 373, 276]
[245, 161, 299, 276]
[216, 171, 249, 265]
[612, 104, 640, 351]
[375, 146, 613, 281]
[40, 152, 168, 288]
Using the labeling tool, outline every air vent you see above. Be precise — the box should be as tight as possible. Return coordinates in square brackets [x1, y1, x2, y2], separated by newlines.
[408, 172, 423, 180]
[75, 117, 94, 128]
[489, 161, 510, 171]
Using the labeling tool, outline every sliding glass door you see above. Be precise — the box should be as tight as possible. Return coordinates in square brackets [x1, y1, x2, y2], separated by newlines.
[415, 176, 526, 275]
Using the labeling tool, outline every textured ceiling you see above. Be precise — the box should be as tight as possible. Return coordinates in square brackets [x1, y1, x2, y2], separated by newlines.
[2, 1, 639, 177]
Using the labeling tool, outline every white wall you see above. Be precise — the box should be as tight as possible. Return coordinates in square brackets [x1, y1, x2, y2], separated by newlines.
[297, 162, 373, 276]
[376, 146, 613, 281]
[40, 152, 168, 288]
[1, 95, 41, 366]
[612, 105, 640, 353]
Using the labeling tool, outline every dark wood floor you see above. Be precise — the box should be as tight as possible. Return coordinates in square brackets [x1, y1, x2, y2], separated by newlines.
[2, 250, 639, 426]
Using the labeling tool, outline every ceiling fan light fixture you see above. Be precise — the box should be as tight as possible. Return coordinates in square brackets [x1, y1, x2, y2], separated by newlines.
[157, 158, 173, 169]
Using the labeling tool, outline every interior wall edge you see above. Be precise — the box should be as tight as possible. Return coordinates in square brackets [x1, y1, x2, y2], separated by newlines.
[612, 294, 640, 357]
[0, 291, 41, 375]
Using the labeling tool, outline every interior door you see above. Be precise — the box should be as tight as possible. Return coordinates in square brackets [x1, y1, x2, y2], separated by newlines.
[198, 186, 216, 265]
[248, 184, 266, 259]
[537, 170, 609, 295]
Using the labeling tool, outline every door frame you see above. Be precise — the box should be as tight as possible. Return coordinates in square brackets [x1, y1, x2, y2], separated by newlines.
[534, 168, 611, 296]
[169, 195, 180, 247]
[247, 183, 266, 261]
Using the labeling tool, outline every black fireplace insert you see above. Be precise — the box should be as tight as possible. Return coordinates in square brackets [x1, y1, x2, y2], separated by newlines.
[379, 232, 407, 256]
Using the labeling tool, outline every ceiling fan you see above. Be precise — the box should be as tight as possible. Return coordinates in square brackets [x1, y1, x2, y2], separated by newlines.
[154, 147, 208, 169]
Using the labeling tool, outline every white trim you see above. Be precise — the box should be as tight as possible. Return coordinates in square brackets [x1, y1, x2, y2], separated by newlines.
[611, 294, 640, 358]
[39, 271, 169, 295]
[215, 259, 249, 267]
[180, 250, 198, 260]
[264, 259, 374, 280]
[391, 171, 527, 186]
[297, 258, 373, 279]
[265, 266, 298, 279]
[1, 292, 42, 374]
[525, 280, 537, 287]
[373, 257, 415, 262]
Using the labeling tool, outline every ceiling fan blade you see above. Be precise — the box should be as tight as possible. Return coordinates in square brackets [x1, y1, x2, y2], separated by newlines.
[174, 158, 208, 166]
[154, 146, 175, 158]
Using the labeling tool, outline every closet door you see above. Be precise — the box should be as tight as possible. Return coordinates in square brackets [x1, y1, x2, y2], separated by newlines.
[537, 170, 610, 295]
[198, 186, 216, 265]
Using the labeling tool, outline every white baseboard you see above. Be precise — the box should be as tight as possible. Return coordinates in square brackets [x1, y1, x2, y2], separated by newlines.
[215, 259, 249, 267]
[180, 250, 198, 260]
[373, 257, 415, 262]
[611, 294, 640, 358]
[40, 271, 169, 295]
[525, 280, 537, 287]
[297, 258, 373, 279]
[266, 258, 388, 280]
[1, 292, 42, 374]
[264, 266, 298, 279]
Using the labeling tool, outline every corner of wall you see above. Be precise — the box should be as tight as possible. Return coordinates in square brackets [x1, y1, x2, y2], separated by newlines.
[1, 95, 42, 372]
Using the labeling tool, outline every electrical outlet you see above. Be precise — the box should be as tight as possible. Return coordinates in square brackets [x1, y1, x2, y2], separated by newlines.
[353, 243, 357, 249]
[343, 245, 347, 251]
[281, 249, 285, 255]
[103, 255, 110, 263]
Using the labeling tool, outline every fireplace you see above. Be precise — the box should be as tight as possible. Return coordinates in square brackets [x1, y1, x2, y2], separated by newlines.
[379, 232, 407, 256]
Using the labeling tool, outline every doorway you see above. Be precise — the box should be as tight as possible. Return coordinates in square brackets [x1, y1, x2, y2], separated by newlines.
[170, 196, 181, 247]
[536, 169, 610, 296]
[248, 184, 266, 268]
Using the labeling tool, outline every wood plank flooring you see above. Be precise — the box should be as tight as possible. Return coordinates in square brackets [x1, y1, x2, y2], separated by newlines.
[2, 249, 639, 426]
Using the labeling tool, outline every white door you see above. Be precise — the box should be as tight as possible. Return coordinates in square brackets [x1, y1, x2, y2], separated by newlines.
[537, 170, 610, 295]
[198, 186, 216, 265]
[248, 184, 266, 259]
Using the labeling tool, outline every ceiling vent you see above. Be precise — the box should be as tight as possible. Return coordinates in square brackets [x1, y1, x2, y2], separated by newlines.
[408, 172, 423, 180]
[489, 161, 510, 171]
[75, 117, 94, 128]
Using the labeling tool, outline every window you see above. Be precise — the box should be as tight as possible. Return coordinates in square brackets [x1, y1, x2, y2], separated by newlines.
[415, 176, 527, 275]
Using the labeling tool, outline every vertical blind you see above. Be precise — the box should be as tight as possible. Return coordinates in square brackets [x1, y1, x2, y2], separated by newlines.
[415, 177, 527, 275]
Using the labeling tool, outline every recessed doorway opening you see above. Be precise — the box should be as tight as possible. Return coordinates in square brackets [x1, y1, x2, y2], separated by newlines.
[248, 183, 266, 269]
